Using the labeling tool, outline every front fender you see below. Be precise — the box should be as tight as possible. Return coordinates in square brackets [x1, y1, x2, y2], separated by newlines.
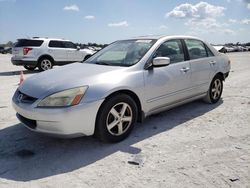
[81, 70, 145, 109]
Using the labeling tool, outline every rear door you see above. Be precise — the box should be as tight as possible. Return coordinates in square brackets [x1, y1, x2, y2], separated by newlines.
[48, 40, 67, 62]
[144, 39, 192, 112]
[184, 39, 215, 95]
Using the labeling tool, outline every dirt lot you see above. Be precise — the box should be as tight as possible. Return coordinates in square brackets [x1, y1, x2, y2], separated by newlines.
[0, 53, 249, 188]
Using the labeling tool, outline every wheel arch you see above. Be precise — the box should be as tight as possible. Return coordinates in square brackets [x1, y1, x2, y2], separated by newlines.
[214, 72, 225, 81]
[38, 54, 54, 64]
[204, 72, 224, 104]
[96, 89, 144, 125]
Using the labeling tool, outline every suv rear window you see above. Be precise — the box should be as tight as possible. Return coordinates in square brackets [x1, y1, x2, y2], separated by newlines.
[15, 39, 44, 47]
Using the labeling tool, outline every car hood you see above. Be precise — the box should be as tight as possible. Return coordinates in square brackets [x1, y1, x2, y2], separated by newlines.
[19, 63, 124, 98]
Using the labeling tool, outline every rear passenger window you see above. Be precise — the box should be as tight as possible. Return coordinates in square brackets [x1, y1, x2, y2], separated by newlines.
[185, 39, 207, 60]
[154, 39, 184, 63]
[15, 39, 44, 47]
[48, 41, 65, 48]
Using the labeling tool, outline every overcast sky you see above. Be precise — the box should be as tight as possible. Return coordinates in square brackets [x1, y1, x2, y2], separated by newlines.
[0, 0, 250, 44]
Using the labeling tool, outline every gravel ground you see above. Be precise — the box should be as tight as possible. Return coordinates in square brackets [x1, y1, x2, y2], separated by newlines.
[0, 53, 249, 188]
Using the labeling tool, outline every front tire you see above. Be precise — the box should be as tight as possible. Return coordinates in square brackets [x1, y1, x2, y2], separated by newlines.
[95, 94, 138, 142]
[38, 58, 53, 71]
[204, 75, 223, 104]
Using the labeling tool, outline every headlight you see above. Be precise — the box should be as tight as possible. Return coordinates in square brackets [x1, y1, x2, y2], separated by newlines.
[37, 86, 88, 107]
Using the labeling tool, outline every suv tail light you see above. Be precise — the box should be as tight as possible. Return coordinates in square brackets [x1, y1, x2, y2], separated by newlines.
[23, 48, 32, 55]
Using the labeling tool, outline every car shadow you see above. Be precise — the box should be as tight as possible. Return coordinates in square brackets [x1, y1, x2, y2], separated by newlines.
[0, 70, 39, 76]
[0, 100, 223, 181]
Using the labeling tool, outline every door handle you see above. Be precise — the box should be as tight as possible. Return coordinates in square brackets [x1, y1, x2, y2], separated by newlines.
[209, 60, 216, 65]
[180, 67, 190, 73]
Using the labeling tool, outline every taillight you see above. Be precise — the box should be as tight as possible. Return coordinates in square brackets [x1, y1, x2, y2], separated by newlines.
[23, 48, 32, 55]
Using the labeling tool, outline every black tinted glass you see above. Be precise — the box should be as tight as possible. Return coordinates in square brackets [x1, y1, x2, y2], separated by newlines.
[48, 41, 65, 48]
[15, 39, 43, 47]
[64, 42, 76, 49]
[205, 45, 214, 57]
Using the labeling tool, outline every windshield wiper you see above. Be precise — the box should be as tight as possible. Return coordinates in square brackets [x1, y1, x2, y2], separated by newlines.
[95, 61, 131, 67]
[95, 62, 111, 66]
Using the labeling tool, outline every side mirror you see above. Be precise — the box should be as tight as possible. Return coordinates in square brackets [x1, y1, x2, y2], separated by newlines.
[152, 57, 170, 67]
[76, 46, 80, 50]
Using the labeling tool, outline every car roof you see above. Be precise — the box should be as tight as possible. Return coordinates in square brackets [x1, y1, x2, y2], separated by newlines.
[17, 37, 70, 42]
[126, 35, 203, 41]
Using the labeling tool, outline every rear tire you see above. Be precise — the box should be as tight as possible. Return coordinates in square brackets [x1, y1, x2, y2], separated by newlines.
[24, 65, 36, 71]
[203, 75, 223, 104]
[38, 58, 53, 71]
[95, 94, 138, 142]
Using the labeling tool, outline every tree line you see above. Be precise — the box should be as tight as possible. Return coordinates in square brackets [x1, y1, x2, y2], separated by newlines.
[75, 43, 109, 49]
[0, 41, 14, 48]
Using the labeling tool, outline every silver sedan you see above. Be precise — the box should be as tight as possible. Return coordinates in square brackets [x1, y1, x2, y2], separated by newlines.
[12, 35, 231, 142]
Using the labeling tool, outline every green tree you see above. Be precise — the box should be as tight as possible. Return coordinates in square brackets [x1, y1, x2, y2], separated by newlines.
[6, 41, 14, 47]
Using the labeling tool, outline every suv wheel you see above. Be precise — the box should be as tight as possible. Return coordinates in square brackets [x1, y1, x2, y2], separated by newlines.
[95, 94, 138, 142]
[24, 65, 36, 71]
[38, 58, 53, 71]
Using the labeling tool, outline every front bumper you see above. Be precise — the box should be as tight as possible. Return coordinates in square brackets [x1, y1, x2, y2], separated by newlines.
[12, 99, 104, 137]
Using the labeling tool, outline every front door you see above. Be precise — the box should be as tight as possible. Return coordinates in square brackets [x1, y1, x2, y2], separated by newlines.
[144, 39, 192, 113]
[48, 40, 67, 62]
[63, 41, 82, 62]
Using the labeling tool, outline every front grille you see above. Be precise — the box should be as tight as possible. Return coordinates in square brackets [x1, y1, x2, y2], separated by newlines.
[16, 113, 37, 129]
[16, 90, 38, 104]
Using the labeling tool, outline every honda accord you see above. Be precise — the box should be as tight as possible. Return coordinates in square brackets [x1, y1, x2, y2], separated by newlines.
[12, 35, 231, 142]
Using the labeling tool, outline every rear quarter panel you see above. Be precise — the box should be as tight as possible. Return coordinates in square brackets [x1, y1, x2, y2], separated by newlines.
[215, 54, 231, 77]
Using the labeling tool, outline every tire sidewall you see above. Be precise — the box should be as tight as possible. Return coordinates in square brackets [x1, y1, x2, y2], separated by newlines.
[95, 94, 138, 142]
[209, 75, 223, 103]
[38, 58, 53, 71]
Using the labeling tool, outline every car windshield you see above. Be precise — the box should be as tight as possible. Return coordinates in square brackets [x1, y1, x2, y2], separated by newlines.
[85, 39, 156, 67]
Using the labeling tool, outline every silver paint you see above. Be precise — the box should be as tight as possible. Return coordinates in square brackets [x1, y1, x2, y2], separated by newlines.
[12, 35, 231, 137]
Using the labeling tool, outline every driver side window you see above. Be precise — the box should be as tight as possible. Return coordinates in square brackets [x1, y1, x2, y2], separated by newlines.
[154, 39, 184, 64]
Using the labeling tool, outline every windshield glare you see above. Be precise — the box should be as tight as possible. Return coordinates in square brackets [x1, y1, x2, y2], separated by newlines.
[86, 39, 156, 67]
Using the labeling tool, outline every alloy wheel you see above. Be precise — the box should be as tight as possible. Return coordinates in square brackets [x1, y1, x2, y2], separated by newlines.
[211, 79, 222, 100]
[41, 59, 52, 70]
[106, 102, 133, 136]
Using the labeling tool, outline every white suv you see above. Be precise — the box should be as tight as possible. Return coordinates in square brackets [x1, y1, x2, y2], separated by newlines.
[11, 37, 95, 71]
